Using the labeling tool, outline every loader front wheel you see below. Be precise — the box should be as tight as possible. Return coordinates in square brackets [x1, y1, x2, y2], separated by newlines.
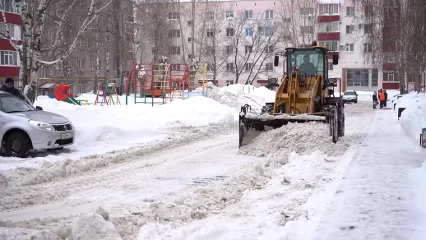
[239, 120, 246, 148]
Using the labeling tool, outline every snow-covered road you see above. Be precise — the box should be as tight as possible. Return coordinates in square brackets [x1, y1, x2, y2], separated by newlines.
[0, 101, 388, 240]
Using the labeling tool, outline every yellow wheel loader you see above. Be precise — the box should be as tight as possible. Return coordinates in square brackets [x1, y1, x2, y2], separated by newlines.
[239, 41, 345, 147]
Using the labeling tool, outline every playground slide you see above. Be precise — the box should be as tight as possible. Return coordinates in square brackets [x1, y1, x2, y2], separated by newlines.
[63, 97, 82, 105]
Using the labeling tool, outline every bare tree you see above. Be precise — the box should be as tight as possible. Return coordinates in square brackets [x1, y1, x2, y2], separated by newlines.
[0, 0, 112, 102]
[355, 0, 426, 93]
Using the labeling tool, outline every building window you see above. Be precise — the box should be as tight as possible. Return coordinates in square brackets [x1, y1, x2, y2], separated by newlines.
[265, 45, 273, 53]
[226, 80, 234, 85]
[319, 4, 339, 15]
[263, 27, 273, 36]
[226, 10, 233, 18]
[0, 23, 15, 39]
[168, 29, 180, 38]
[282, 17, 291, 23]
[347, 69, 369, 87]
[346, 43, 354, 52]
[283, 34, 292, 41]
[265, 63, 273, 71]
[205, 46, 214, 54]
[0, 0, 16, 13]
[226, 45, 233, 54]
[265, 10, 273, 19]
[328, 62, 334, 71]
[245, 10, 253, 19]
[346, 25, 355, 34]
[77, 59, 84, 70]
[346, 6, 355, 16]
[364, 43, 373, 52]
[300, 8, 314, 16]
[372, 69, 378, 86]
[319, 41, 339, 51]
[319, 22, 339, 32]
[207, 29, 214, 37]
[0, 51, 18, 66]
[226, 28, 234, 36]
[188, 37, 192, 42]
[245, 62, 253, 71]
[245, 28, 253, 36]
[388, 72, 395, 81]
[90, 59, 95, 70]
[168, 12, 180, 20]
[187, 20, 193, 26]
[245, 45, 253, 54]
[226, 63, 234, 71]
[169, 46, 180, 55]
[300, 26, 314, 34]
[364, 24, 373, 34]
[207, 11, 214, 20]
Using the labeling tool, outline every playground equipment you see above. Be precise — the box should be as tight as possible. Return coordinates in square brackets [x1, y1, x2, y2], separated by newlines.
[54, 84, 86, 105]
[94, 82, 121, 106]
[125, 62, 210, 106]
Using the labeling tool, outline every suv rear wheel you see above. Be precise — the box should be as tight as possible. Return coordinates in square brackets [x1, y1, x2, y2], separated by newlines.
[5, 132, 32, 158]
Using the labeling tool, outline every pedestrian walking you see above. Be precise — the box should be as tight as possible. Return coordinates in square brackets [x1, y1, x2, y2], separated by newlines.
[384, 90, 388, 107]
[372, 91, 378, 109]
[378, 89, 385, 109]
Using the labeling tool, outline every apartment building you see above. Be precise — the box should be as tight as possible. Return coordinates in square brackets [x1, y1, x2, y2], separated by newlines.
[0, 0, 21, 84]
[136, 0, 318, 87]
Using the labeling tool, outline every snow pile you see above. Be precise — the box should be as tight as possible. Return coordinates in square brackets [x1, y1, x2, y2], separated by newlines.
[0, 96, 236, 170]
[239, 122, 351, 159]
[397, 92, 426, 143]
[198, 84, 275, 112]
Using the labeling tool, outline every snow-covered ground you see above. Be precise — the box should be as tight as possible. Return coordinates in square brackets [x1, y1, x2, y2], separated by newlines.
[1, 85, 425, 240]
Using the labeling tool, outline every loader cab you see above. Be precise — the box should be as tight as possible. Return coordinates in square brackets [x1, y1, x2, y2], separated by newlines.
[274, 41, 339, 80]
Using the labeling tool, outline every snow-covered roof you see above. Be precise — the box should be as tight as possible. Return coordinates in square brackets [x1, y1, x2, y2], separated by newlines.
[39, 83, 57, 89]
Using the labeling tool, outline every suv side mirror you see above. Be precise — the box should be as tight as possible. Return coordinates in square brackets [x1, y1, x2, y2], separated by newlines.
[274, 55, 279, 66]
[36, 106, 43, 111]
[332, 53, 339, 65]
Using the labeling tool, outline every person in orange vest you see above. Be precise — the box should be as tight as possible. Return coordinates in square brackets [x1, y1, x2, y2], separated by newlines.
[378, 89, 386, 109]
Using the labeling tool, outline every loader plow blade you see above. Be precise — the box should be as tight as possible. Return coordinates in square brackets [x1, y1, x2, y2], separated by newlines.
[238, 109, 326, 148]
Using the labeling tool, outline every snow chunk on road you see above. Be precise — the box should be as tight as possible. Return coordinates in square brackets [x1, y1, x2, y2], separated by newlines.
[202, 84, 275, 112]
[0, 227, 61, 240]
[71, 211, 121, 240]
[239, 121, 351, 159]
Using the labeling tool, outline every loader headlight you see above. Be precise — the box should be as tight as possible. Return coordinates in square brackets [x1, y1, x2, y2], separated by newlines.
[29, 120, 55, 131]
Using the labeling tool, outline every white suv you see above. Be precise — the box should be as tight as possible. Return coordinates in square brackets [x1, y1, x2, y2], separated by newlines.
[0, 91, 75, 158]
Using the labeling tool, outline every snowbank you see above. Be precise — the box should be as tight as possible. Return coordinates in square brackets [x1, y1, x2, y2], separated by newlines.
[397, 92, 426, 143]
[0, 95, 237, 170]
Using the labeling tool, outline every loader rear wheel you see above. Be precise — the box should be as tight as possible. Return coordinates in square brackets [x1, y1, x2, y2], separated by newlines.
[332, 110, 338, 143]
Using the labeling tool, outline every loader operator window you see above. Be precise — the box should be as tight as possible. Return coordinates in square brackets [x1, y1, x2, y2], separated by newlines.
[289, 50, 325, 77]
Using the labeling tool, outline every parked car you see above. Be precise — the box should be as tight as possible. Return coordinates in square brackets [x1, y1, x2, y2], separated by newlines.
[343, 90, 358, 103]
[0, 91, 75, 158]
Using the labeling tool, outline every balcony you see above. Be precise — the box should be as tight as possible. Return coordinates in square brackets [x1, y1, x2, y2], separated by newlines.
[0, 12, 22, 25]
[318, 15, 340, 23]
[318, 32, 340, 41]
